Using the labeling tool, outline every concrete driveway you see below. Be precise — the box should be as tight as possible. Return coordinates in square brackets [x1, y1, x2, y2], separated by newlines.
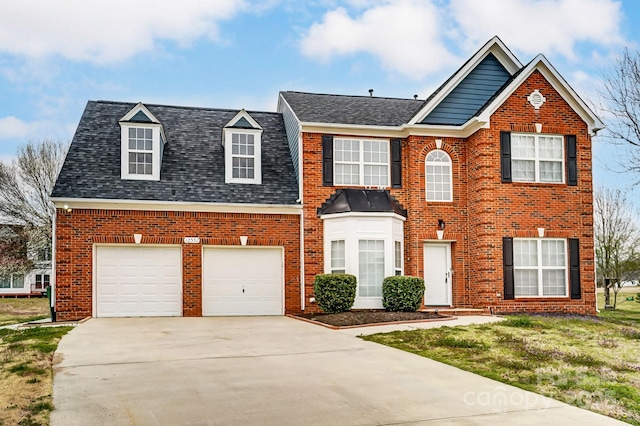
[52, 317, 623, 426]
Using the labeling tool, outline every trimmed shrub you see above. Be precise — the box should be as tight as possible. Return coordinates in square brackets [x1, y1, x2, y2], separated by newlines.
[313, 274, 357, 314]
[382, 276, 425, 312]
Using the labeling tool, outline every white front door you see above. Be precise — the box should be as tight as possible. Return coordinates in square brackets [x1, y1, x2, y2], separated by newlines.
[424, 243, 451, 306]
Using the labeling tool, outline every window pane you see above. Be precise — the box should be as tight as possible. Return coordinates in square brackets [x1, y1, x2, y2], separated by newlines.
[512, 160, 535, 181]
[512, 135, 535, 158]
[426, 151, 452, 201]
[514, 240, 537, 267]
[358, 240, 385, 297]
[363, 165, 388, 186]
[514, 270, 538, 296]
[394, 241, 402, 270]
[543, 270, 566, 296]
[331, 240, 345, 273]
[11, 274, 24, 289]
[541, 240, 565, 267]
[538, 136, 563, 160]
[539, 161, 563, 182]
[0, 276, 10, 288]
[335, 164, 360, 185]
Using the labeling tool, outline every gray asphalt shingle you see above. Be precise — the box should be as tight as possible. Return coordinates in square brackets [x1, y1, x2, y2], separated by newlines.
[51, 101, 299, 205]
[280, 91, 425, 127]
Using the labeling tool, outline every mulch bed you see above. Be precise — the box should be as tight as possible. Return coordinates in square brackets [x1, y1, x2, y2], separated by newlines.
[294, 310, 445, 327]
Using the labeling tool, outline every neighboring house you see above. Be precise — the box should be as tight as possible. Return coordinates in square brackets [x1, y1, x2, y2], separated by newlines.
[0, 224, 52, 296]
[51, 37, 602, 320]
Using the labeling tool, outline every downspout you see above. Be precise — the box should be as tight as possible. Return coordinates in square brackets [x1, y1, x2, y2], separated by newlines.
[51, 208, 57, 321]
[298, 125, 305, 311]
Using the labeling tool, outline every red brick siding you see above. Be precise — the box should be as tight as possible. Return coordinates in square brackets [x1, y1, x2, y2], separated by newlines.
[301, 70, 595, 315]
[55, 209, 301, 321]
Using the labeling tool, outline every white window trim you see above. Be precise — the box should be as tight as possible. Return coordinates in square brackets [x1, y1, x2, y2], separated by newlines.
[514, 238, 568, 298]
[120, 123, 165, 181]
[223, 128, 263, 184]
[511, 133, 565, 184]
[334, 137, 390, 187]
[425, 149, 453, 202]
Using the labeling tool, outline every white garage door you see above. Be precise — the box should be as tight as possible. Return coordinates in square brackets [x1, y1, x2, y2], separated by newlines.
[202, 247, 283, 316]
[96, 246, 182, 317]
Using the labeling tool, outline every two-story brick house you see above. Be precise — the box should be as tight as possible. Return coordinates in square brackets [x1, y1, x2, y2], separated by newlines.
[51, 37, 602, 320]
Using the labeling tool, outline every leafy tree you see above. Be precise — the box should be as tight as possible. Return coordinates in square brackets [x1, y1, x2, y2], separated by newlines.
[0, 140, 68, 278]
[593, 186, 640, 309]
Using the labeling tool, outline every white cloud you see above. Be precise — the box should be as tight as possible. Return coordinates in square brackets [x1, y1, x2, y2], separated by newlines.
[0, 116, 73, 143]
[450, 0, 624, 59]
[0, 1, 247, 64]
[299, 0, 457, 80]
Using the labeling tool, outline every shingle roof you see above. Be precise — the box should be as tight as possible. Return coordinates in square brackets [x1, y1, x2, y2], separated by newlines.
[280, 91, 424, 127]
[51, 101, 299, 205]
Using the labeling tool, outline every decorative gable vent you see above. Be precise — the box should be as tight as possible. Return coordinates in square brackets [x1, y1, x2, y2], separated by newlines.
[527, 90, 546, 110]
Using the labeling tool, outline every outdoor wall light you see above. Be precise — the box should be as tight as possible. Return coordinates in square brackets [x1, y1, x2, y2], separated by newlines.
[436, 219, 445, 240]
[63, 204, 72, 213]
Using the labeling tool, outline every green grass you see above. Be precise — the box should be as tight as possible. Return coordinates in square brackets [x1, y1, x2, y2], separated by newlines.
[364, 306, 640, 425]
[0, 298, 50, 326]
[597, 286, 640, 326]
[0, 326, 73, 426]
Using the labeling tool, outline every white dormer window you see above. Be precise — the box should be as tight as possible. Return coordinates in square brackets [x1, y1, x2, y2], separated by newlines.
[119, 103, 166, 181]
[223, 110, 262, 184]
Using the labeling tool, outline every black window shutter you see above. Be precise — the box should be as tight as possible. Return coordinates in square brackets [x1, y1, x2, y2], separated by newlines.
[391, 139, 402, 188]
[503, 237, 515, 299]
[322, 135, 334, 186]
[500, 131, 512, 183]
[569, 238, 581, 299]
[566, 135, 578, 186]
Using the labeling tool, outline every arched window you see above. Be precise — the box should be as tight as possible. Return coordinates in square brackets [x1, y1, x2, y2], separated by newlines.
[425, 150, 452, 202]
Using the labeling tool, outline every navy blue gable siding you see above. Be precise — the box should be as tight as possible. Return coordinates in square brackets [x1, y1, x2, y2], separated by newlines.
[421, 53, 511, 126]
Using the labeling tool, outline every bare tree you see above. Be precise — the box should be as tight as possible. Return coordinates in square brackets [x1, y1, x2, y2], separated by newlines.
[598, 48, 640, 180]
[593, 186, 640, 309]
[0, 140, 68, 274]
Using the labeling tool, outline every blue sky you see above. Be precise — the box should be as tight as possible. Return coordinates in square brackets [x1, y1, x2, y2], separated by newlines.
[0, 0, 638, 196]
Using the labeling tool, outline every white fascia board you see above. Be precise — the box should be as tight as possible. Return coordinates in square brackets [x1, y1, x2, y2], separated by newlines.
[119, 102, 161, 123]
[51, 198, 302, 215]
[319, 212, 407, 221]
[408, 37, 523, 125]
[300, 118, 487, 139]
[477, 54, 605, 135]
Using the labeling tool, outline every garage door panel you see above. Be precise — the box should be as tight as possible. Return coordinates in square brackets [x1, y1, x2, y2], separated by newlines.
[96, 246, 182, 317]
[203, 248, 283, 316]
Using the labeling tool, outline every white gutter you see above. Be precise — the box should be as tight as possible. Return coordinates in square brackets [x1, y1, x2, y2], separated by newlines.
[51, 197, 302, 215]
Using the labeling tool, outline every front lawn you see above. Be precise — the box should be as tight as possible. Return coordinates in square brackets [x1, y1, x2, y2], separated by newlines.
[0, 297, 50, 326]
[364, 304, 640, 424]
[0, 326, 72, 425]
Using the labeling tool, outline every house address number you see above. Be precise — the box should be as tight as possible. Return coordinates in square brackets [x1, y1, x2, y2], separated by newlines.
[183, 237, 200, 244]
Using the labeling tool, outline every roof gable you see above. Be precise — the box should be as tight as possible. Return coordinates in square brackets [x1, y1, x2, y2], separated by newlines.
[409, 36, 521, 125]
[225, 109, 263, 129]
[477, 54, 604, 134]
[420, 53, 511, 125]
[119, 102, 161, 124]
